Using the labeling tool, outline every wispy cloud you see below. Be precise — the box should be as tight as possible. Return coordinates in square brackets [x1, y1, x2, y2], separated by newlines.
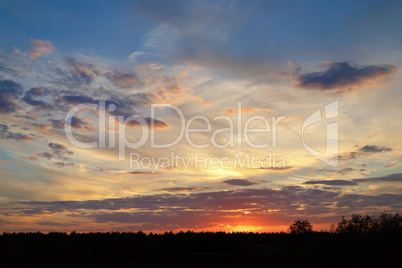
[222, 179, 260, 186]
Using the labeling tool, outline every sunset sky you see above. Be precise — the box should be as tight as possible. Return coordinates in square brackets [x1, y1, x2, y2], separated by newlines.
[0, 0, 401, 233]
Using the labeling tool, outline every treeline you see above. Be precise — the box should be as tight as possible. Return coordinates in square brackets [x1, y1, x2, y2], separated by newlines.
[288, 212, 402, 234]
[0, 212, 400, 267]
[331, 212, 401, 234]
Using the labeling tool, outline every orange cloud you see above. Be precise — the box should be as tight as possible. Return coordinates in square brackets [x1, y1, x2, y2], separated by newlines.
[143, 63, 165, 71]
[18, 156, 38, 161]
[35, 124, 52, 134]
[105, 72, 137, 87]
[29, 39, 55, 59]
[116, 117, 169, 130]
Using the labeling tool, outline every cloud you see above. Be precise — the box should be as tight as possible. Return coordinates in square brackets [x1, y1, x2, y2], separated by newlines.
[122, 171, 160, 176]
[36, 152, 54, 159]
[352, 172, 402, 184]
[304, 172, 402, 187]
[358, 145, 392, 153]
[18, 156, 38, 161]
[338, 152, 359, 161]
[157, 186, 212, 192]
[33, 124, 52, 134]
[0, 63, 19, 76]
[0, 124, 8, 132]
[61, 94, 97, 105]
[384, 161, 399, 168]
[0, 124, 35, 142]
[53, 162, 75, 168]
[59, 94, 168, 129]
[63, 57, 100, 85]
[95, 167, 108, 172]
[37, 143, 73, 160]
[48, 143, 73, 155]
[221, 107, 273, 114]
[69, 117, 95, 130]
[335, 193, 402, 209]
[124, 116, 169, 130]
[222, 179, 260, 186]
[29, 39, 55, 59]
[4, 185, 400, 231]
[0, 132, 35, 142]
[0, 79, 23, 114]
[339, 145, 392, 161]
[49, 119, 64, 129]
[258, 166, 293, 172]
[22, 87, 55, 109]
[10, 186, 341, 217]
[105, 71, 139, 87]
[295, 62, 397, 90]
[146, 76, 189, 105]
[316, 167, 359, 174]
[303, 180, 358, 186]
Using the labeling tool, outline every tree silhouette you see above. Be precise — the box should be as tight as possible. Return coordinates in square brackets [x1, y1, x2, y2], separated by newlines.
[289, 219, 313, 234]
[334, 212, 401, 234]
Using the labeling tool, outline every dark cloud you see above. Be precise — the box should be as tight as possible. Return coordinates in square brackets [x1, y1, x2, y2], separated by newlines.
[125, 116, 169, 130]
[59, 93, 168, 129]
[3, 185, 400, 230]
[48, 143, 73, 155]
[37, 152, 54, 159]
[38, 143, 73, 160]
[352, 172, 402, 184]
[0, 123, 35, 142]
[54, 116, 95, 130]
[304, 172, 402, 187]
[335, 193, 402, 209]
[22, 87, 54, 109]
[0, 132, 35, 142]
[303, 180, 358, 186]
[358, 145, 392, 153]
[0, 79, 23, 113]
[339, 145, 392, 161]
[10, 186, 341, 219]
[63, 57, 100, 85]
[53, 162, 75, 168]
[49, 119, 64, 129]
[0, 124, 9, 132]
[222, 179, 260, 186]
[123, 171, 160, 176]
[258, 166, 293, 171]
[71, 117, 94, 130]
[296, 62, 397, 90]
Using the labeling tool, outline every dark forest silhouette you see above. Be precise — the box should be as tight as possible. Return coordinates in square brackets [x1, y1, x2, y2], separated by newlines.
[0, 212, 400, 267]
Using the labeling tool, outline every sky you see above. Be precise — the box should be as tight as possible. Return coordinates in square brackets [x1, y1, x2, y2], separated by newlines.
[0, 0, 401, 233]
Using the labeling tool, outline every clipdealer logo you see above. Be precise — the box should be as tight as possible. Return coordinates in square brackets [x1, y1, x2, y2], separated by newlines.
[64, 101, 338, 171]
